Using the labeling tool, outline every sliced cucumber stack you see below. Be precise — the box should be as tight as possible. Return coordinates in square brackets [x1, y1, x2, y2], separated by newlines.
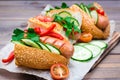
[45, 44, 61, 54]
[84, 44, 101, 57]
[89, 40, 107, 49]
[72, 45, 93, 61]
[90, 10, 98, 24]
[76, 43, 101, 58]
[72, 41, 108, 62]
[21, 39, 41, 49]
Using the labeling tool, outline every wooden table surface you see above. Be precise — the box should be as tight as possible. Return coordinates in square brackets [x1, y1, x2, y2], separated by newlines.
[0, 1, 120, 80]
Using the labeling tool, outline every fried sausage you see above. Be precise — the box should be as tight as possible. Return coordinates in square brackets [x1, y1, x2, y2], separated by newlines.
[40, 36, 74, 59]
[97, 14, 109, 29]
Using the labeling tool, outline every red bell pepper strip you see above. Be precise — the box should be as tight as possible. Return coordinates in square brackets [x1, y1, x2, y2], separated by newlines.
[96, 9, 105, 16]
[34, 27, 41, 34]
[47, 31, 64, 40]
[40, 24, 56, 36]
[2, 51, 14, 63]
[90, 7, 96, 11]
[33, 24, 64, 40]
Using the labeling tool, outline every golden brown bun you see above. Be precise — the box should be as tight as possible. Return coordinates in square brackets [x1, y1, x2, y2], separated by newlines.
[46, 8, 74, 17]
[14, 44, 68, 69]
[70, 5, 110, 39]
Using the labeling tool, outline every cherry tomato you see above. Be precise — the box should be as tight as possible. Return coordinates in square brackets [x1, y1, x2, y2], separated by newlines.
[96, 9, 105, 16]
[36, 15, 53, 22]
[79, 32, 93, 43]
[50, 63, 69, 80]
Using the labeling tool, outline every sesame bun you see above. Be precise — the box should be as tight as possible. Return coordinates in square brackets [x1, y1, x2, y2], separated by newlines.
[14, 44, 68, 69]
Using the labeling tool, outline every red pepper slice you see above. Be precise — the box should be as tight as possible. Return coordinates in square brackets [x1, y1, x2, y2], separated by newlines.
[96, 9, 105, 16]
[90, 7, 96, 11]
[47, 31, 64, 40]
[40, 24, 56, 36]
[2, 51, 14, 63]
[33, 24, 64, 40]
[34, 27, 41, 34]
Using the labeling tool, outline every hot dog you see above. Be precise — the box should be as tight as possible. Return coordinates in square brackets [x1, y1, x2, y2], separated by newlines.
[45, 2, 110, 40]
[69, 2, 110, 39]
[13, 16, 74, 69]
[13, 27, 72, 69]
[40, 36, 74, 59]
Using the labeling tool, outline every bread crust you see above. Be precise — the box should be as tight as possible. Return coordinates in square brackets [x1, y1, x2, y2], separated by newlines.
[28, 17, 63, 32]
[14, 44, 68, 69]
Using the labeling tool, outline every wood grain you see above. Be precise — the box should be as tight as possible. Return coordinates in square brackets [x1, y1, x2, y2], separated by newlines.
[85, 55, 120, 79]
[0, 1, 120, 80]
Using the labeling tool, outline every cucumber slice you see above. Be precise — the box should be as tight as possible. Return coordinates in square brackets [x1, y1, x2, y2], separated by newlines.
[21, 39, 41, 49]
[37, 42, 50, 51]
[45, 44, 60, 54]
[89, 41, 108, 49]
[90, 10, 98, 24]
[76, 43, 101, 58]
[79, 3, 85, 10]
[11, 40, 24, 45]
[72, 45, 93, 61]
[83, 44, 101, 57]
[70, 17, 79, 26]
[84, 6, 91, 17]
[65, 17, 79, 26]
[58, 11, 72, 18]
